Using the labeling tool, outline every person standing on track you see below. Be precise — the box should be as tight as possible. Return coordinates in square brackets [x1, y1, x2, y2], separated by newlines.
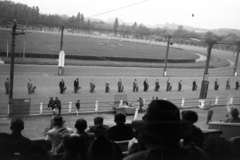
[226, 78, 230, 90]
[118, 78, 123, 92]
[133, 79, 138, 92]
[166, 78, 171, 91]
[236, 80, 239, 90]
[75, 100, 80, 116]
[155, 79, 160, 92]
[105, 79, 110, 92]
[178, 80, 182, 91]
[90, 79, 96, 93]
[5, 78, 9, 95]
[192, 79, 197, 91]
[59, 79, 66, 94]
[27, 79, 33, 94]
[143, 79, 149, 92]
[214, 79, 219, 90]
[73, 78, 80, 93]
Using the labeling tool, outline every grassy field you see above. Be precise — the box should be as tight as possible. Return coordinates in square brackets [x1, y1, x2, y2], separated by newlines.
[0, 29, 198, 60]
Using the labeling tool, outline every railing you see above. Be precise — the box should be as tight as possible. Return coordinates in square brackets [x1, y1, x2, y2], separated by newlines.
[5, 96, 240, 117]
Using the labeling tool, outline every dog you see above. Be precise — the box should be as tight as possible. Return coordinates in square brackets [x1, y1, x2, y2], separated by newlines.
[31, 86, 36, 94]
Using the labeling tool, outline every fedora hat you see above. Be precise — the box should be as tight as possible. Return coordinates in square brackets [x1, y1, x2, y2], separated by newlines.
[53, 116, 65, 125]
[132, 100, 192, 138]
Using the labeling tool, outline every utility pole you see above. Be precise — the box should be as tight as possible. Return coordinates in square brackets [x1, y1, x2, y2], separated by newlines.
[8, 20, 25, 115]
[233, 42, 240, 76]
[163, 35, 172, 76]
[199, 39, 217, 108]
[9, 20, 17, 114]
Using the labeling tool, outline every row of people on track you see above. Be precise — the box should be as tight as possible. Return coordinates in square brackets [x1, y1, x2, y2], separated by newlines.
[4, 78, 240, 95]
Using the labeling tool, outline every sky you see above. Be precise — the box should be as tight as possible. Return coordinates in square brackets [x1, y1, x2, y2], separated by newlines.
[13, 0, 240, 30]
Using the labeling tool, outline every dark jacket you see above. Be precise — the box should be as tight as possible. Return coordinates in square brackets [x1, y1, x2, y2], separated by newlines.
[55, 99, 61, 108]
[107, 124, 134, 141]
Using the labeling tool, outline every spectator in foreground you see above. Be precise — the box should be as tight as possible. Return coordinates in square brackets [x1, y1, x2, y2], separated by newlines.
[45, 116, 73, 154]
[182, 110, 204, 149]
[20, 144, 48, 160]
[49, 133, 86, 160]
[0, 133, 16, 160]
[10, 118, 33, 153]
[107, 113, 134, 141]
[124, 100, 209, 160]
[229, 136, 240, 160]
[87, 135, 122, 160]
[203, 135, 233, 160]
[225, 106, 240, 123]
[75, 118, 95, 160]
[87, 117, 109, 137]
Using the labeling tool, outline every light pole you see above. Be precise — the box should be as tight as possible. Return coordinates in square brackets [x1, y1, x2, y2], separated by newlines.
[8, 20, 25, 115]
[233, 42, 240, 76]
[163, 35, 172, 76]
[199, 38, 217, 108]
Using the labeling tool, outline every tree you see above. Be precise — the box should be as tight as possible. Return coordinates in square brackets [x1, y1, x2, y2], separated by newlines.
[113, 17, 119, 36]
[132, 22, 137, 30]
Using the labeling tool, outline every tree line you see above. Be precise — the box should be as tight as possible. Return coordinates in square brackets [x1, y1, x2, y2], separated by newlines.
[0, 0, 239, 49]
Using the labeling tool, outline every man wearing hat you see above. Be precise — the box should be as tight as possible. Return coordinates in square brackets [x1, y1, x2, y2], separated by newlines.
[10, 118, 33, 153]
[107, 113, 134, 141]
[124, 100, 209, 160]
[45, 116, 73, 154]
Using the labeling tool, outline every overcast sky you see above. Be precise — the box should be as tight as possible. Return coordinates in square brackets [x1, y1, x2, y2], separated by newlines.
[13, 0, 240, 30]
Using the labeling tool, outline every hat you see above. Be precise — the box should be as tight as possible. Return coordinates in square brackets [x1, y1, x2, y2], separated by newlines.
[132, 100, 191, 138]
[182, 110, 198, 124]
[87, 135, 122, 160]
[53, 116, 65, 125]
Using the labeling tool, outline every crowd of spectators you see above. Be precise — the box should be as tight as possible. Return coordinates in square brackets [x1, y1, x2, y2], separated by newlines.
[0, 100, 240, 160]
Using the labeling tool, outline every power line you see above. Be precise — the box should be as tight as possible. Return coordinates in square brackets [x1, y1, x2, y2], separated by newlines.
[66, 0, 148, 25]
[86, 0, 148, 19]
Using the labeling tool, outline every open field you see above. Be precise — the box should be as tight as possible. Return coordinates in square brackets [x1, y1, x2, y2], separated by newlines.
[0, 29, 198, 60]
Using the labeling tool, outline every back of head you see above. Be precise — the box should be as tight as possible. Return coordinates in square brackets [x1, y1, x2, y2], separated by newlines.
[182, 110, 198, 124]
[114, 113, 126, 125]
[230, 107, 239, 118]
[94, 117, 104, 125]
[63, 133, 86, 154]
[204, 135, 233, 160]
[10, 118, 24, 132]
[75, 118, 87, 132]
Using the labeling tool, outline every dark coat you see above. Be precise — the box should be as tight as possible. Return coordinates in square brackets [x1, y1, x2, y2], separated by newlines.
[74, 80, 79, 88]
[55, 99, 61, 108]
[107, 124, 134, 141]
